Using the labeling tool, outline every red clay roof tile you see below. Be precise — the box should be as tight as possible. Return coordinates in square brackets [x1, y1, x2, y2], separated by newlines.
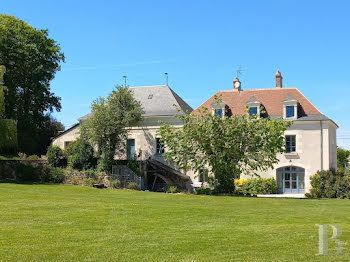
[194, 88, 321, 116]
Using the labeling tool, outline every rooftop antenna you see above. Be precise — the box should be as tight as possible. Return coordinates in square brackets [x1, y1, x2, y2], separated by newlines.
[123, 75, 127, 87]
[164, 72, 168, 86]
[236, 66, 243, 78]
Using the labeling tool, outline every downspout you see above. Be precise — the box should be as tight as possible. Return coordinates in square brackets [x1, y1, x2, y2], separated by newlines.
[320, 120, 323, 170]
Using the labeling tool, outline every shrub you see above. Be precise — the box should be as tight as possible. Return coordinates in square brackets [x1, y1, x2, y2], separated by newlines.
[241, 178, 278, 195]
[196, 188, 212, 195]
[47, 145, 67, 168]
[82, 177, 96, 187]
[65, 139, 97, 170]
[127, 182, 140, 190]
[14, 162, 41, 181]
[40, 166, 65, 183]
[18, 152, 27, 159]
[111, 179, 121, 189]
[27, 155, 40, 160]
[195, 188, 212, 195]
[167, 185, 181, 193]
[71, 176, 79, 185]
[81, 169, 98, 180]
[310, 169, 350, 199]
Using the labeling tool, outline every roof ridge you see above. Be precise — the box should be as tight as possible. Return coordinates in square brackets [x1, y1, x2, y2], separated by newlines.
[219, 87, 298, 92]
[168, 87, 193, 113]
[129, 85, 168, 89]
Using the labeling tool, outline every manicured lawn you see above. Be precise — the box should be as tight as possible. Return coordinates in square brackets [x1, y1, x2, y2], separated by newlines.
[0, 184, 349, 261]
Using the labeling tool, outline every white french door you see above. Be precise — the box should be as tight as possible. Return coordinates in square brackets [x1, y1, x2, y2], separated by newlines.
[277, 167, 305, 194]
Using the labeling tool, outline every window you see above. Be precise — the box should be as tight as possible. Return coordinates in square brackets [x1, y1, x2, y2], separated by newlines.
[285, 135, 296, 153]
[249, 107, 258, 116]
[286, 106, 295, 118]
[199, 169, 208, 183]
[156, 138, 164, 155]
[127, 139, 135, 160]
[214, 109, 223, 118]
[64, 141, 71, 149]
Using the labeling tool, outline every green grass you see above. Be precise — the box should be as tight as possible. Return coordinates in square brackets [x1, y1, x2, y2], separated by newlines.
[0, 184, 349, 261]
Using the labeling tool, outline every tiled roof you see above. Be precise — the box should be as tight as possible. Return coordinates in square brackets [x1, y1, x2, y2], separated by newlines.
[195, 87, 322, 117]
[79, 85, 193, 121]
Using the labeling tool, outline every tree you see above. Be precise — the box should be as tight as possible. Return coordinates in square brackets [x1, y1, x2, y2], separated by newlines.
[47, 145, 67, 168]
[0, 65, 17, 154]
[66, 138, 97, 170]
[337, 147, 350, 170]
[80, 86, 142, 172]
[0, 14, 64, 154]
[158, 100, 291, 193]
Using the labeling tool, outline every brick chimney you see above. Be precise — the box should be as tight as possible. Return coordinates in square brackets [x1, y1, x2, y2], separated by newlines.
[276, 70, 282, 88]
[233, 77, 241, 91]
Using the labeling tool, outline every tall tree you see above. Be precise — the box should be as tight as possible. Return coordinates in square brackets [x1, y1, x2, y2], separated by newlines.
[80, 86, 143, 172]
[0, 14, 64, 154]
[0, 65, 17, 154]
[158, 100, 291, 193]
[337, 147, 350, 170]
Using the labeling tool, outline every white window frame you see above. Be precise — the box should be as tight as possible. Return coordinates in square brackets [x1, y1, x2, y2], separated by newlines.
[246, 97, 261, 117]
[283, 97, 298, 120]
[211, 101, 226, 118]
[285, 135, 296, 153]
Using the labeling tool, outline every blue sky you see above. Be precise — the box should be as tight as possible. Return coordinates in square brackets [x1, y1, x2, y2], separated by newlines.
[2, 0, 350, 148]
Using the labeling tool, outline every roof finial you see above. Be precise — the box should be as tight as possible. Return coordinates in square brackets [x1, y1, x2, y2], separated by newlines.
[123, 75, 127, 87]
[164, 72, 168, 86]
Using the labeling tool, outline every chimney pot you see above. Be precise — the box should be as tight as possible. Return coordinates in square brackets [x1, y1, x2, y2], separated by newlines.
[275, 70, 282, 88]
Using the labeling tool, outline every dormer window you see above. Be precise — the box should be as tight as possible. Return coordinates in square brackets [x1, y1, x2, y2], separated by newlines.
[286, 106, 295, 118]
[211, 100, 226, 118]
[249, 107, 258, 116]
[283, 96, 298, 119]
[246, 96, 261, 117]
[215, 109, 223, 118]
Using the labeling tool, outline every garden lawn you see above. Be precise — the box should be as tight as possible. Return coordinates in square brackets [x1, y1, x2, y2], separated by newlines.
[0, 184, 349, 262]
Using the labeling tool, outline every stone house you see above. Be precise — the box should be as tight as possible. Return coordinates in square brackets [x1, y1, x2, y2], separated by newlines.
[52, 85, 194, 191]
[194, 71, 338, 194]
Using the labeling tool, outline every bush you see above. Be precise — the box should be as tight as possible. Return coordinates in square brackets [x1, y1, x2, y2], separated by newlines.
[310, 169, 350, 199]
[71, 176, 79, 185]
[111, 179, 121, 189]
[81, 169, 98, 180]
[40, 166, 65, 183]
[47, 145, 67, 168]
[82, 177, 96, 187]
[13, 163, 64, 183]
[14, 162, 41, 181]
[195, 188, 212, 195]
[241, 178, 278, 195]
[65, 139, 97, 170]
[127, 182, 140, 190]
[18, 152, 27, 159]
[27, 155, 40, 160]
[165, 185, 182, 193]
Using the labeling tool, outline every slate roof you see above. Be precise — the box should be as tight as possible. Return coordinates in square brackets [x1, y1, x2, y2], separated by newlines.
[194, 87, 337, 126]
[78, 85, 193, 121]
